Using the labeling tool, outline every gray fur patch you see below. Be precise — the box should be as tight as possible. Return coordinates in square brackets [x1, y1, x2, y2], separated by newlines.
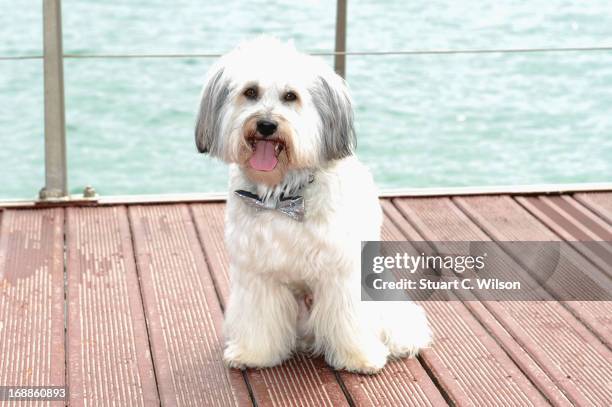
[309, 76, 356, 161]
[195, 68, 230, 155]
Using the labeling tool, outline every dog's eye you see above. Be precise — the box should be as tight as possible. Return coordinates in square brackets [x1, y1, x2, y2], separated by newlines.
[283, 91, 298, 102]
[244, 87, 258, 100]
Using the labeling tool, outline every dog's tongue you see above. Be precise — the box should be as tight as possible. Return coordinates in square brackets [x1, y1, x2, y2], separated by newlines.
[249, 140, 278, 171]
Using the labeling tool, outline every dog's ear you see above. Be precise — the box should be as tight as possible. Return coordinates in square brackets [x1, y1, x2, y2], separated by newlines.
[195, 64, 230, 155]
[310, 70, 356, 161]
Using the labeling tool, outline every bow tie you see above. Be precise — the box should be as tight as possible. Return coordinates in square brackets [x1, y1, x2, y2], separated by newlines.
[234, 189, 305, 222]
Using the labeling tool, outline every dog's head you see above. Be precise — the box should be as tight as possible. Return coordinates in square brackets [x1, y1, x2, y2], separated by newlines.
[195, 36, 356, 186]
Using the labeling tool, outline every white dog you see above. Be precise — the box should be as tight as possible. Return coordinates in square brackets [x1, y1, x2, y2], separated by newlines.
[195, 37, 431, 374]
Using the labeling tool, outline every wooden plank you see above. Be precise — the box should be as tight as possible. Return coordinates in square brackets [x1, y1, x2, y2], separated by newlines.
[2, 185, 612, 210]
[242, 355, 348, 407]
[338, 356, 447, 407]
[459, 195, 612, 347]
[0, 209, 65, 406]
[517, 196, 612, 278]
[378, 182, 612, 197]
[191, 202, 448, 406]
[407, 196, 612, 406]
[575, 191, 612, 224]
[129, 204, 251, 407]
[383, 201, 558, 406]
[65, 206, 159, 406]
[542, 195, 612, 240]
[190, 203, 231, 307]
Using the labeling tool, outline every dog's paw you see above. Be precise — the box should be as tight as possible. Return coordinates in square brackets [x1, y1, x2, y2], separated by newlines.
[327, 339, 390, 375]
[223, 341, 290, 369]
[382, 303, 432, 358]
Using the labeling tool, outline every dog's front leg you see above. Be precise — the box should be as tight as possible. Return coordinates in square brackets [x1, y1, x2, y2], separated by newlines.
[223, 267, 298, 369]
[308, 277, 389, 374]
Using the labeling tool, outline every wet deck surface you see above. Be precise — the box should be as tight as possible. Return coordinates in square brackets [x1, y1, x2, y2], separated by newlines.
[0, 192, 611, 406]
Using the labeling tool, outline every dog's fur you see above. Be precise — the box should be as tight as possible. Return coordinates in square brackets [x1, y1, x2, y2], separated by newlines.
[195, 37, 431, 374]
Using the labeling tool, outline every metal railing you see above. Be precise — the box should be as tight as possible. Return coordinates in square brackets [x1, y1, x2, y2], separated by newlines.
[39, 0, 67, 200]
[334, 0, 348, 77]
[3, 0, 611, 201]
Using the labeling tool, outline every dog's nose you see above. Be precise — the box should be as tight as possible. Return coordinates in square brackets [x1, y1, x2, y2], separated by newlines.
[256, 120, 278, 137]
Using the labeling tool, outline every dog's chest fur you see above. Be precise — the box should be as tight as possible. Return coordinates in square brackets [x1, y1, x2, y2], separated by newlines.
[224, 157, 382, 285]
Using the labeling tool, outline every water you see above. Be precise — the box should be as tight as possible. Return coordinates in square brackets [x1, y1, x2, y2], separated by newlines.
[1, 0, 611, 199]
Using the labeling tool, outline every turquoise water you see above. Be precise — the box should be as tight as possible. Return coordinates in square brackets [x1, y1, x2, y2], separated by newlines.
[1, 1, 611, 199]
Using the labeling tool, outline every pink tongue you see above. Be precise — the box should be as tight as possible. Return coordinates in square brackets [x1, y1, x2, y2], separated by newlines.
[249, 140, 278, 171]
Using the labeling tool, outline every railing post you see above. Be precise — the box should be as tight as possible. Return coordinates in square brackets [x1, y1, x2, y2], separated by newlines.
[334, 0, 347, 78]
[39, 0, 68, 200]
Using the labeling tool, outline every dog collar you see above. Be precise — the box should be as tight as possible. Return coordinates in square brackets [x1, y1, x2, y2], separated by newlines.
[234, 173, 314, 222]
[234, 190, 305, 221]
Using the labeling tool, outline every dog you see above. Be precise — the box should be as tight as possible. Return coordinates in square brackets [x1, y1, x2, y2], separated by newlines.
[195, 37, 431, 374]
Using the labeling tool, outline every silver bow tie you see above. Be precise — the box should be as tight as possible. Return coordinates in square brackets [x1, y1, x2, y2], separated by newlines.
[234, 189, 305, 222]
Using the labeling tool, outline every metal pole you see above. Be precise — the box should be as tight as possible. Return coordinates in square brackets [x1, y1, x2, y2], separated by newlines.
[334, 0, 347, 78]
[39, 0, 68, 200]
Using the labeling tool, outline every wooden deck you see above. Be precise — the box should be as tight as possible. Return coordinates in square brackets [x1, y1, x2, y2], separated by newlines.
[0, 192, 611, 406]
